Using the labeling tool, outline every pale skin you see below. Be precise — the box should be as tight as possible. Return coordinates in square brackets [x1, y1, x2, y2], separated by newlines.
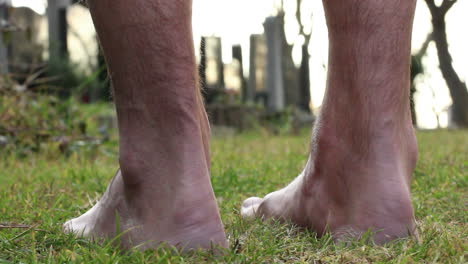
[64, 0, 418, 250]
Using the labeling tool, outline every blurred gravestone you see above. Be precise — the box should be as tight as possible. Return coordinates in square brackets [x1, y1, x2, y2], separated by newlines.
[232, 45, 247, 102]
[0, 0, 11, 73]
[247, 35, 256, 103]
[9, 7, 45, 73]
[264, 16, 285, 112]
[47, 0, 71, 59]
[248, 34, 267, 105]
[205, 37, 224, 89]
[201, 36, 225, 104]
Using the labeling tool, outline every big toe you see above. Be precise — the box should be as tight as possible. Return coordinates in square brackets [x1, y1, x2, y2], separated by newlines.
[63, 217, 91, 237]
[241, 197, 263, 219]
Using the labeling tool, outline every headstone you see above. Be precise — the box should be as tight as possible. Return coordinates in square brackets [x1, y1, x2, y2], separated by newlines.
[264, 16, 285, 112]
[47, 0, 71, 59]
[248, 35, 257, 102]
[0, 0, 11, 73]
[8, 7, 45, 73]
[232, 45, 247, 102]
[248, 34, 267, 104]
[204, 36, 224, 89]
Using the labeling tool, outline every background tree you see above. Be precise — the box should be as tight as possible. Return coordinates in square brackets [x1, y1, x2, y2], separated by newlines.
[411, 33, 432, 126]
[295, 0, 312, 112]
[424, 0, 468, 128]
[276, 0, 312, 112]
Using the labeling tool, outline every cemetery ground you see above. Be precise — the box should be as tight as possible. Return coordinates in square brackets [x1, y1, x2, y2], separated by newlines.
[0, 103, 466, 263]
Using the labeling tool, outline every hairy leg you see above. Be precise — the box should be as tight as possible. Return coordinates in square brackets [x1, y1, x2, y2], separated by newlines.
[242, 0, 418, 244]
[63, 0, 227, 250]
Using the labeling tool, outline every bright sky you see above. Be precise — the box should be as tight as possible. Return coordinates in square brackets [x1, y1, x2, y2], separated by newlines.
[11, 0, 46, 14]
[12, 0, 468, 129]
[193, 0, 467, 129]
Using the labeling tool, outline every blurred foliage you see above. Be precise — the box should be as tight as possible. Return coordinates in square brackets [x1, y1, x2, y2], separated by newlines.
[0, 75, 111, 158]
[45, 56, 84, 98]
[45, 56, 110, 101]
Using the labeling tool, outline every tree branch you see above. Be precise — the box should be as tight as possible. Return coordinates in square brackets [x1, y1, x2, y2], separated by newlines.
[295, 0, 312, 44]
[440, 0, 457, 14]
[296, 0, 305, 36]
[424, 0, 437, 11]
[415, 33, 433, 58]
[425, 0, 458, 16]
[424, 0, 440, 18]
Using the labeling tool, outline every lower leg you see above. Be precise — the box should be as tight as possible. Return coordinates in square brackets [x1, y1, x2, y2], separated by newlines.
[243, 0, 418, 244]
[64, 0, 226, 250]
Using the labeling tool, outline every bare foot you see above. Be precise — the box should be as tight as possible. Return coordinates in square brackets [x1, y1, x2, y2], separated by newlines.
[64, 168, 227, 251]
[64, 92, 227, 251]
[63, 0, 228, 251]
[242, 0, 419, 244]
[242, 115, 418, 244]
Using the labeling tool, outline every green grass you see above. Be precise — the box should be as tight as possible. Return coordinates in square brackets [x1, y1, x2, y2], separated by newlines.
[0, 125, 466, 263]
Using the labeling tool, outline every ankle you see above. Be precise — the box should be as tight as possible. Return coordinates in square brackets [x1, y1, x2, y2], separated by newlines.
[118, 137, 209, 188]
[307, 113, 418, 187]
[315, 110, 411, 152]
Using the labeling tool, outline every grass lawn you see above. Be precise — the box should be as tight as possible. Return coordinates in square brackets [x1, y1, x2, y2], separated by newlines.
[0, 126, 466, 263]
